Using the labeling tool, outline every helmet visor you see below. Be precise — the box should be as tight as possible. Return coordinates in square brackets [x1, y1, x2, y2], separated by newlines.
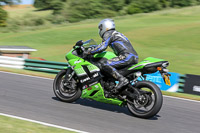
[98, 24, 103, 37]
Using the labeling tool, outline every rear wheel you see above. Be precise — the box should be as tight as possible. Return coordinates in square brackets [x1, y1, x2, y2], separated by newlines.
[127, 81, 163, 119]
[53, 69, 81, 102]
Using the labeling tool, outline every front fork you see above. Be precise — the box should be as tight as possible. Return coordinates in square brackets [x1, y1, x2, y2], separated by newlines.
[63, 68, 75, 87]
[64, 68, 73, 80]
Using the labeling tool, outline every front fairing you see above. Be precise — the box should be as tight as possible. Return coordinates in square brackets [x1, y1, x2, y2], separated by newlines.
[65, 50, 79, 61]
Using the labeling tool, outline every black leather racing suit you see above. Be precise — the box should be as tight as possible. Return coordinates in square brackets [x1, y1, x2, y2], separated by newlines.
[89, 30, 138, 77]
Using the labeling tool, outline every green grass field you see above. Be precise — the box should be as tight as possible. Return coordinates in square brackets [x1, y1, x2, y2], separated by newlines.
[1, 6, 200, 74]
[0, 115, 76, 133]
[0, 6, 200, 75]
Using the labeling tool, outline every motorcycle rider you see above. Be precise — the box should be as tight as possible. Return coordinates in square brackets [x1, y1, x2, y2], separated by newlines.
[85, 18, 138, 93]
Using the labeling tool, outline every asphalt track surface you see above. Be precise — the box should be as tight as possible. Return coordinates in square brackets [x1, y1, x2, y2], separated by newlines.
[0, 71, 200, 133]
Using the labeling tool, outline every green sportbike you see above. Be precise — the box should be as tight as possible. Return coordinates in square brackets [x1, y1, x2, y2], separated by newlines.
[53, 39, 171, 119]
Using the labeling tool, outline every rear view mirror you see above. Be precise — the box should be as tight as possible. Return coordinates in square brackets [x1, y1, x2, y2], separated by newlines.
[76, 40, 83, 46]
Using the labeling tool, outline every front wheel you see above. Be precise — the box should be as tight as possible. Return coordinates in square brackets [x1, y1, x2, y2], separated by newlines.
[127, 81, 163, 119]
[53, 69, 81, 103]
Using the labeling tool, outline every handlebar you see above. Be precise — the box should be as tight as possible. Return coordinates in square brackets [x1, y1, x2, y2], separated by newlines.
[73, 40, 95, 59]
[73, 45, 89, 59]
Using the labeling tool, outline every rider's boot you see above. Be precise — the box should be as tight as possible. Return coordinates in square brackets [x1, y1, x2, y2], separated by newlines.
[111, 71, 129, 94]
[102, 65, 129, 95]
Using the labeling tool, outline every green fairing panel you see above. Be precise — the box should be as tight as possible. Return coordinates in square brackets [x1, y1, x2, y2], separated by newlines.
[68, 58, 87, 66]
[94, 51, 116, 60]
[65, 50, 79, 60]
[68, 59, 101, 77]
[128, 57, 165, 70]
[81, 83, 124, 106]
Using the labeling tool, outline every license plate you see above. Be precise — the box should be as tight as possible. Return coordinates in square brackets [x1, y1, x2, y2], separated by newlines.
[164, 75, 171, 86]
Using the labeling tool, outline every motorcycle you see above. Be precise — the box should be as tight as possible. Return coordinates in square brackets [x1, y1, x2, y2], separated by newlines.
[53, 39, 171, 119]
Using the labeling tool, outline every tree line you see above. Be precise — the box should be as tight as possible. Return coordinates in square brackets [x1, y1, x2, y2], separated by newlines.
[0, 0, 20, 26]
[34, 0, 200, 22]
[1, 0, 200, 27]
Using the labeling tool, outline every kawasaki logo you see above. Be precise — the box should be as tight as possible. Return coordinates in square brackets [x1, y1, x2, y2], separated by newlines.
[74, 60, 82, 64]
[80, 77, 90, 83]
[93, 73, 99, 78]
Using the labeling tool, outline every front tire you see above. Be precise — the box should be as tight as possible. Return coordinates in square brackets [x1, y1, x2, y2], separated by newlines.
[53, 69, 81, 103]
[127, 81, 163, 119]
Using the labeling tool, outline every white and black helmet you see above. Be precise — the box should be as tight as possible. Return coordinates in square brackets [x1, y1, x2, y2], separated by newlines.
[98, 18, 115, 38]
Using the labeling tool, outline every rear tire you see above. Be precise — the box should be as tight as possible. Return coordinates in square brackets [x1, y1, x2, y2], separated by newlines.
[53, 69, 81, 103]
[127, 81, 163, 119]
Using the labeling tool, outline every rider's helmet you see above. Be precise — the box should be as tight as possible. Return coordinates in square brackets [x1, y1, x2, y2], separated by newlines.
[98, 18, 115, 38]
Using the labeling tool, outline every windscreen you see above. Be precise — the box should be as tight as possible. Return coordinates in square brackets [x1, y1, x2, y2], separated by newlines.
[83, 39, 98, 48]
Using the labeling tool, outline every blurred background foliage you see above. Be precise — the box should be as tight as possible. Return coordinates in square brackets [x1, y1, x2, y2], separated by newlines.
[0, 0, 200, 30]
[0, 6, 7, 27]
[0, 0, 20, 27]
[0, 0, 200, 74]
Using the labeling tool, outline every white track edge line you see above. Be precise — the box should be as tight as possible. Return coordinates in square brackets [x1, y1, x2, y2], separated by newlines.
[0, 113, 89, 133]
[0, 71, 200, 103]
[163, 95, 200, 103]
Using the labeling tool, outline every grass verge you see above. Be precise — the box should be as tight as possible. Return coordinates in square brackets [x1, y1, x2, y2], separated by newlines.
[0, 6, 200, 75]
[0, 115, 76, 133]
[162, 91, 200, 101]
